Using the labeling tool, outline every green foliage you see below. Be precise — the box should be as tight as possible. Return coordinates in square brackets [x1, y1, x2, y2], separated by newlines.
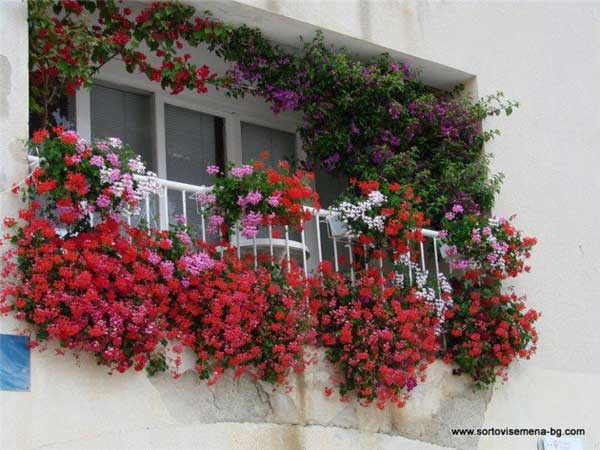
[146, 353, 168, 376]
[213, 31, 518, 226]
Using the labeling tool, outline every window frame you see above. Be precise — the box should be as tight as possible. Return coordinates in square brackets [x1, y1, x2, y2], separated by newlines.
[74, 73, 303, 182]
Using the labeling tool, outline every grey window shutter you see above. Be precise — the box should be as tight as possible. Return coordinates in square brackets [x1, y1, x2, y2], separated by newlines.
[164, 105, 217, 186]
[241, 122, 295, 167]
[164, 105, 220, 238]
[90, 84, 154, 171]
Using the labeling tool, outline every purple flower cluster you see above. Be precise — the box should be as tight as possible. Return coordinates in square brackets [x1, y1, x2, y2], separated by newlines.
[207, 214, 224, 234]
[206, 165, 220, 175]
[231, 165, 254, 178]
[269, 89, 299, 114]
[237, 190, 263, 208]
[180, 252, 215, 275]
[241, 211, 263, 238]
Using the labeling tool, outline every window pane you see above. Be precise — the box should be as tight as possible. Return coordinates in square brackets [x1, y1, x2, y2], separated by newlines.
[165, 105, 221, 239]
[241, 122, 295, 166]
[315, 169, 348, 268]
[165, 105, 218, 186]
[90, 84, 153, 170]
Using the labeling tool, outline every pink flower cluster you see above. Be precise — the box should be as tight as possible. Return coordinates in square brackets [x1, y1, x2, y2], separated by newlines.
[230, 165, 254, 178]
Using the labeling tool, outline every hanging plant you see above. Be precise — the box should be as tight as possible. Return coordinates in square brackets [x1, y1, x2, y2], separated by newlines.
[440, 208, 538, 385]
[310, 263, 446, 409]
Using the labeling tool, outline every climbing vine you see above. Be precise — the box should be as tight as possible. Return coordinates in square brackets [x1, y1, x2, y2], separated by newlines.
[7, 0, 540, 398]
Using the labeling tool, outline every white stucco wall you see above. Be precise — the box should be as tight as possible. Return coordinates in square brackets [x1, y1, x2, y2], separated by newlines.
[229, 2, 600, 449]
[1, 1, 599, 450]
[0, 1, 31, 450]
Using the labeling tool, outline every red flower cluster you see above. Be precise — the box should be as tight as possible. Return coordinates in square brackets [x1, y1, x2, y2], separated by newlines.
[29, 1, 225, 125]
[443, 288, 539, 386]
[441, 210, 539, 385]
[167, 255, 314, 385]
[0, 132, 314, 382]
[1, 205, 314, 382]
[2, 214, 172, 372]
[309, 263, 439, 408]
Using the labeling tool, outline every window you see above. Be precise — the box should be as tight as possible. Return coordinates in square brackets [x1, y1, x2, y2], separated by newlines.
[165, 104, 224, 186]
[90, 84, 154, 170]
[241, 122, 298, 240]
[82, 80, 347, 244]
[77, 79, 349, 267]
[241, 121, 296, 166]
[164, 105, 224, 236]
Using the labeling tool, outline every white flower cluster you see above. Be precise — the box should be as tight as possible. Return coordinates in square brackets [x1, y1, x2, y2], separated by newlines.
[334, 190, 388, 238]
[485, 232, 510, 272]
[134, 171, 161, 200]
[107, 137, 123, 149]
[99, 159, 161, 216]
[392, 252, 453, 334]
[127, 155, 147, 174]
[128, 155, 162, 207]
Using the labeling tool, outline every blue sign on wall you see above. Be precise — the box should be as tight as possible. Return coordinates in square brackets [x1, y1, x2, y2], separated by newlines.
[0, 334, 31, 392]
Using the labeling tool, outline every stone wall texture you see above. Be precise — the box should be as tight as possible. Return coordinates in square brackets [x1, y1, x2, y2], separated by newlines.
[1, 1, 600, 449]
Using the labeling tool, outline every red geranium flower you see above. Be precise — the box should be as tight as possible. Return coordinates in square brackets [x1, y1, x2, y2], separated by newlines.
[64, 172, 89, 196]
[32, 129, 49, 144]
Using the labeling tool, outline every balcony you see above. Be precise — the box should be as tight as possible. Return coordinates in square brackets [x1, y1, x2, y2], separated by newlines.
[28, 155, 448, 299]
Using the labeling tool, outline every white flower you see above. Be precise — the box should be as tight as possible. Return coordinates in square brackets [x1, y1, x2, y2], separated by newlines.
[334, 190, 389, 236]
[108, 137, 123, 148]
[367, 190, 386, 205]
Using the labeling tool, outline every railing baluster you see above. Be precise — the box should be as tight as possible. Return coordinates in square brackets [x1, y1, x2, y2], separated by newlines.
[348, 242, 355, 285]
[433, 237, 441, 297]
[332, 235, 339, 272]
[268, 222, 274, 260]
[285, 225, 291, 272]
[218, 229, 223, 257]
[236, 222, 241, 259]
[181, 190, 187, 223]
[200, 207, 206, 242]
[315, 215, 323, 264]
[145, 195, 151, 225]
[420, 241, 426, 272]
[162, 185, 169, 231]
[253, 235, 257, 269]
[301, 219, 307, 276]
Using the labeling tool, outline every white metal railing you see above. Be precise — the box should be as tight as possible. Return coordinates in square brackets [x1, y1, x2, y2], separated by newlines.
[135, 174, 446, 297]
[27, 155, 446, 291]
